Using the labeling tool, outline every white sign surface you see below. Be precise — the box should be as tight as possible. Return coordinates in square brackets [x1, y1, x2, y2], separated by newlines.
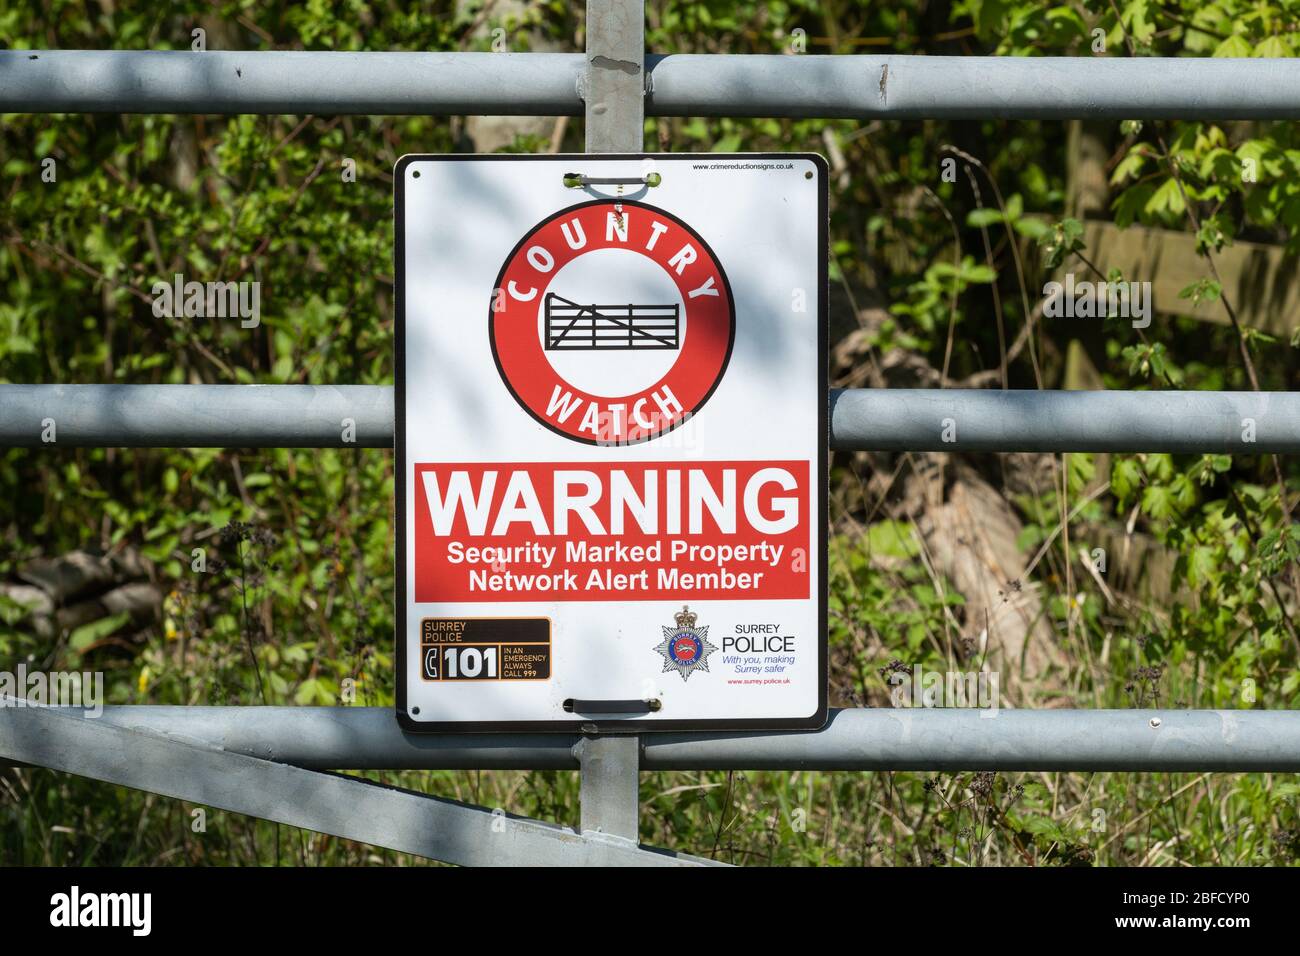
[396, 154, 826, 731]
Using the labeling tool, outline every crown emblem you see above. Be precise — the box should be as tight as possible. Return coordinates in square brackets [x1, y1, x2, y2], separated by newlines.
[674, 605, 697, 629]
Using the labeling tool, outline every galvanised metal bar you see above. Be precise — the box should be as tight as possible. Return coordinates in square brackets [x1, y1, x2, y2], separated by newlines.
[31, 706, 1300, 773]
[0, 700, 716, 865]
[6, 51, 1300, 119]
[0, 50, 586, 115]
[829, 388, 1300, 453]
[644, 54, 1300, 120]
[0, 384, 393, 448]
[4, 385, 1299, 453]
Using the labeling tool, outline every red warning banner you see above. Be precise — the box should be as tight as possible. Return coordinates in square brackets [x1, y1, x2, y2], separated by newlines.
[413, 460, 811, 602]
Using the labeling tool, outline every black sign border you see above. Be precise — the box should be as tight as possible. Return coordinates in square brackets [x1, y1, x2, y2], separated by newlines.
[394, 153, 829, 733]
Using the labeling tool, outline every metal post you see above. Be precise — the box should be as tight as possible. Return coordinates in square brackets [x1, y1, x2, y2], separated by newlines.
[576, 734, 641, 838]
[573, 0, 645, 840]
[584, 0, 645, 152]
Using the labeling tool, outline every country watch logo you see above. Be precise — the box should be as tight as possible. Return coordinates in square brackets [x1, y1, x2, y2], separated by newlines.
[488, 199, 735, 445]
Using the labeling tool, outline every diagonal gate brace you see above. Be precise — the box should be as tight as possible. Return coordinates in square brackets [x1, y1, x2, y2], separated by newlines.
[0, 702, 721, 867]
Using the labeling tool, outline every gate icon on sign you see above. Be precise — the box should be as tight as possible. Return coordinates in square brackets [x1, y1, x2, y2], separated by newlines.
[543, 293, 680, 351]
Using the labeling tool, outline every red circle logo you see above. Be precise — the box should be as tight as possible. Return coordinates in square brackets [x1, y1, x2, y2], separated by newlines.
[489, 199, 735, 445]
[672, 636, 700, 662]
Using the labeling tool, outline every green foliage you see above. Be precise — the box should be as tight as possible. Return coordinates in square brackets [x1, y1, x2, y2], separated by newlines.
[2, 0, 1299, 868]
[1039, 217, 1084, 269]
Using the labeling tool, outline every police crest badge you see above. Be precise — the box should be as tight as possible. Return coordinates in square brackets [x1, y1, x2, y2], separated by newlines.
[654, 605, 717, 682]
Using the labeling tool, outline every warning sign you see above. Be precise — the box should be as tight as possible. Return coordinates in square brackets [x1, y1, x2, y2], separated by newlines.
[396, 154, 827, 731]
